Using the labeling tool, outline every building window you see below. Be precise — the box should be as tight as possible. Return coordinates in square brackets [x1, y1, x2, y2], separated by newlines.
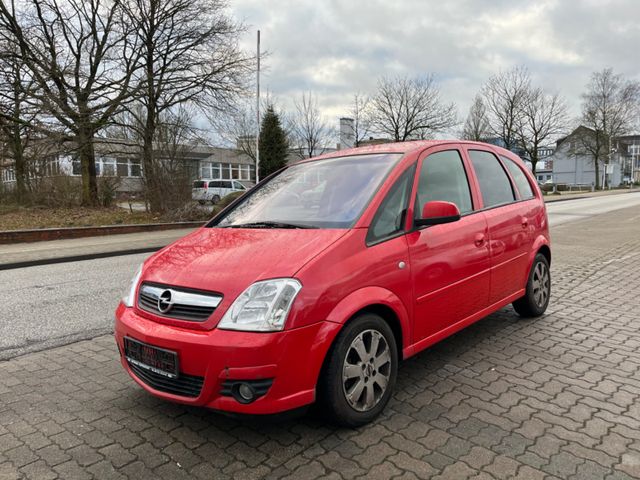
[130, 160, 141, 177]
[200, 161, 222, 179]
[101, 158, 116, 176]
[221, 163, 231, 179]
[72, 159, 82, 175]
[1, 168, 16, 182]
[117, 159, 129, 177]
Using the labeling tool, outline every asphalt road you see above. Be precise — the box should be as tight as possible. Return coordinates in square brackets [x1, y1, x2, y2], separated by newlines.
[2, 191, 640, 360]
[546, 190, 640, 226]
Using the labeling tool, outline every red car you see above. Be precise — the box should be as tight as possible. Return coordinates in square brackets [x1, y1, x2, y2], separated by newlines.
[115, 141, 551, 426]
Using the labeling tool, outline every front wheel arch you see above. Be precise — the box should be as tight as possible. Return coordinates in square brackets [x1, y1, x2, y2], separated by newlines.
[316, 303, 404, 402]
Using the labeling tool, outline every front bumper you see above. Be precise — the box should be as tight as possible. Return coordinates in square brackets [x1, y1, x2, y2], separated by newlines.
[114, 303, 341, 414]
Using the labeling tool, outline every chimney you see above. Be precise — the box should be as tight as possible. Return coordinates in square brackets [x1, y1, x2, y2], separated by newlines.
[339, 117, 355, 150]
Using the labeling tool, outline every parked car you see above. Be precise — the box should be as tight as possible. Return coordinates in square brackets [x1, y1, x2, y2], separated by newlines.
[192, 179, 247, 204]
[116, 141, 551, 426]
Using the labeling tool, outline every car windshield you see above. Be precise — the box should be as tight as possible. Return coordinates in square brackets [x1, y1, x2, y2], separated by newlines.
[211, 153, 402, 229]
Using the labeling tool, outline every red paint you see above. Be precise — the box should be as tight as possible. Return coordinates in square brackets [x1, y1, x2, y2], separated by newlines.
[115, 140, 550, 415]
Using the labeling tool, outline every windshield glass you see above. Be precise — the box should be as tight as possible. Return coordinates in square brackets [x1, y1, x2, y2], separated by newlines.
[211, 153, 402, 229]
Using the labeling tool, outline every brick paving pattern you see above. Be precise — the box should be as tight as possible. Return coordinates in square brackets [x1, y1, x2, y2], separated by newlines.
[1, 205, 640, 479]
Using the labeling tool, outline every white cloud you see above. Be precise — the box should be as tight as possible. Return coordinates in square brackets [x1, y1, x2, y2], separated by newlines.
[230, 0, 640, 132]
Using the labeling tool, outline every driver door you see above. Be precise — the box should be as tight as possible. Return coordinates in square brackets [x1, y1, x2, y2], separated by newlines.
[406, 146, 491, 348]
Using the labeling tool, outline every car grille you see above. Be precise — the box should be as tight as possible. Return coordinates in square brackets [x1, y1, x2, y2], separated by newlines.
[138, 283, 222, 322]
[127, 361, 204, 398]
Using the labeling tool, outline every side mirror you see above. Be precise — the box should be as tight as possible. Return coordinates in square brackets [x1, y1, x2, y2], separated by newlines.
[415, 201, 461, 227]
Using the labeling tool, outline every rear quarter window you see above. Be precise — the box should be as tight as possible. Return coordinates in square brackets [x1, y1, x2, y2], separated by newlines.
[468, 150, 516, 208]
[501, 156, 536, 200]
[193, 181, 206, 188]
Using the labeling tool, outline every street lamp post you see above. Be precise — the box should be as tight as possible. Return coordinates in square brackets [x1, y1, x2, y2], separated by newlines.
[255, 30, 260, 184]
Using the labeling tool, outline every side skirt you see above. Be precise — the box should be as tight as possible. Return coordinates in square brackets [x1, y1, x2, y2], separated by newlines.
[403, 289, 525, 359]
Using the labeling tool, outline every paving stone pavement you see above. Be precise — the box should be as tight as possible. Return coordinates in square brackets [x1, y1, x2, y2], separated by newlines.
[1, 205, 640, 480]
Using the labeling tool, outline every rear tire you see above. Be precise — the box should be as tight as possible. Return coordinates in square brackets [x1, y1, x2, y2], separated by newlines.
[513, 253, 551, 318]
[211, 195, 221, 205]
[318, 313, 398, 427]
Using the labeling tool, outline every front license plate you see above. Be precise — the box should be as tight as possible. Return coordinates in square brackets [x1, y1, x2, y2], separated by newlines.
[124, 337, 179, 379]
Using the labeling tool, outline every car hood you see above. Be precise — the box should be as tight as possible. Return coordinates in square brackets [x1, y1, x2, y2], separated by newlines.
[142, 227, 348, 295]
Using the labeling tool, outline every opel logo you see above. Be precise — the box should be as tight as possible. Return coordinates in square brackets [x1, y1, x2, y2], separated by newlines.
[157, 289, 174, 313]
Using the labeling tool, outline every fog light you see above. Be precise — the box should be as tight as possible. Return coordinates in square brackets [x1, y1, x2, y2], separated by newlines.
[232, 383, 256, 404]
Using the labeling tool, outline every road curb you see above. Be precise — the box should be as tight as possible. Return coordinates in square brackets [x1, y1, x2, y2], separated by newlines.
[543, 189, 637, 204]
[0, 246, 163, 271]
[0, 221, 204, 244]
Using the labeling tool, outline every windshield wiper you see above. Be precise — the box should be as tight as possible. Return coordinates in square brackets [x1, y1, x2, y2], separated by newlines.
[224, 221, 318, 229]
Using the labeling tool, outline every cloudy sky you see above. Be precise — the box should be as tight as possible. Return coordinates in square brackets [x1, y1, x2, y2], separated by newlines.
[230, 0, 640, 132]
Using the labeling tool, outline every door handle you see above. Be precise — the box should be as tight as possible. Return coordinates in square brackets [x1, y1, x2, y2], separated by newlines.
[521, 218, 529, 229]
[474, 233, 485, 247]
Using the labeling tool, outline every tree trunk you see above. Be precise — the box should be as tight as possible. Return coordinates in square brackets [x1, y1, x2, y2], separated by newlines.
[594, 155, 601, 190]
[141, 136, 163, 213]
[77, 128, 99, 206]
[10, 126, 27, 203]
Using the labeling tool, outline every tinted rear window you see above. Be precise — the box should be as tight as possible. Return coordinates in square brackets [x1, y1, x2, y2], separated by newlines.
[468, 150, 516, 208]
[501, 156, 535, 200]
[193, 181, 206, 188]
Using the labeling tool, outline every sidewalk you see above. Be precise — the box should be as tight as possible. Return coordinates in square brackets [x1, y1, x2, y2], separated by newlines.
[543, 187, 637, 202]
[0, 228, 195, 269]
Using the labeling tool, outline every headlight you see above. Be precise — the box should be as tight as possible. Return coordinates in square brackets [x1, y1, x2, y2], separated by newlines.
[122, 264, 143, 307]
[218, 278, 302, 332]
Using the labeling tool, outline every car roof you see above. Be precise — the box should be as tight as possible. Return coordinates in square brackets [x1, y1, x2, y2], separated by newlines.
[298, 140, 520, 163]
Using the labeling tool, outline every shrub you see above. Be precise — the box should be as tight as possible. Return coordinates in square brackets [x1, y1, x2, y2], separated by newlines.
[29, 175, 83, 207]
[98, 176, 121, 207]
[211, 190, 245, 216]
[163, 202, 213, 223]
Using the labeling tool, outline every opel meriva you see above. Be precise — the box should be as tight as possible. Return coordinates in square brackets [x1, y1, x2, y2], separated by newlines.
[115, 141, 551, 426]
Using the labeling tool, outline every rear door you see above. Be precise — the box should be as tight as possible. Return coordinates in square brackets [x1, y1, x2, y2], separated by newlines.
[192, 180, 207, 200]
[407, 145, 490, 347]
[465, 148, 530, 304]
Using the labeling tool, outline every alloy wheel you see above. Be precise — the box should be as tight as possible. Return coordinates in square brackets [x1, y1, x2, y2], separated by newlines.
[532, 261, 550, 308]
[342, 329, 392, 412]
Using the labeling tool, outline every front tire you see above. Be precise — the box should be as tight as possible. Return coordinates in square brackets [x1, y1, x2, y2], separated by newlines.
[513, 253, 551, 317]
[318, 314, 398, 427]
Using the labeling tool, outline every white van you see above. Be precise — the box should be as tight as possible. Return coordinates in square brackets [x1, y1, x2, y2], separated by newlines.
[192, 179, 247, 204]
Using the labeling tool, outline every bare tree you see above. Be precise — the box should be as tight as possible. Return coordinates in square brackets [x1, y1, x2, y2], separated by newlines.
[481, 66, 531, 150]
[349, 93, 372, 147]
[0, 0, 140, 205]
[0, 40, 40, 202]
[369, 75, 457, 142]
[226, 95, 286, 164]
[290, 92, 333, 158]
[461, 94, 491, 142]
[121, 0, 252, 212]
[517, 88, 569, 174]
[579, 68, 640, 189]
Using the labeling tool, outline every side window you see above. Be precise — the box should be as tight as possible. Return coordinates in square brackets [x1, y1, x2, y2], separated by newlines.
[224, 181, 233, 189]
[501, 156, 535, 200]
[415, 150, 473, 216]
[367, 165, 416, 244]
[468, 150, 516, 208]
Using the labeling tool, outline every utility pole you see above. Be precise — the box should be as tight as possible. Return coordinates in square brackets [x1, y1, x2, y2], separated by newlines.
[255, 30, 260, 184]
